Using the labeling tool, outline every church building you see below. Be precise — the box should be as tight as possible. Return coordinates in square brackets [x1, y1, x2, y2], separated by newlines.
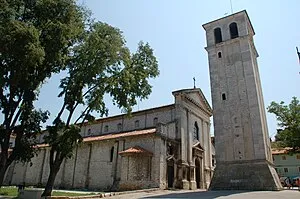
[4, 88, 215, 191]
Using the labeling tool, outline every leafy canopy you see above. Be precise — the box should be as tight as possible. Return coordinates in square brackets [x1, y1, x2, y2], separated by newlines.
[267, 97, 300, 152]
[46, 21, 159, 160]
[0, 0, 86, 164]
[41, 21, 159, 197]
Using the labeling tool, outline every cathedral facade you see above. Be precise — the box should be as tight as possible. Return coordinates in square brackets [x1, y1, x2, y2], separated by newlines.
[4, 88, 215, 191]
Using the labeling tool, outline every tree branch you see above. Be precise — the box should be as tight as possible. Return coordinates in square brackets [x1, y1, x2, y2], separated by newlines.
[66, 108, 75, 127]
[74, 106, 90, 125]
[54, 102, 66, 123]
[82, 85, 98, 98]
[79, 108, 92, 128]
[10, 99, 24, 128]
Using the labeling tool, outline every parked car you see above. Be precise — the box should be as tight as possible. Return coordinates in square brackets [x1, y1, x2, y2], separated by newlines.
[292, 176, 300, 187]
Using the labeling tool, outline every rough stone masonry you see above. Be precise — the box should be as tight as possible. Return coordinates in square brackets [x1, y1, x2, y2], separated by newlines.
[203, 10, 282, 190]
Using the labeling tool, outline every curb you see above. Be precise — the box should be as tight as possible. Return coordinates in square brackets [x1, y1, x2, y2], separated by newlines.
[47, 188, 160, 199]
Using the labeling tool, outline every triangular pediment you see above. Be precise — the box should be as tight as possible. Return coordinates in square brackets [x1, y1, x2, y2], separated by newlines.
[172, 88, 212, 116]
[193, 141, 204, 151]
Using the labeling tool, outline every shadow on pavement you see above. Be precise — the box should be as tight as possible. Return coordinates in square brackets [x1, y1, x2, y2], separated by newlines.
[143, 190, 247, 199]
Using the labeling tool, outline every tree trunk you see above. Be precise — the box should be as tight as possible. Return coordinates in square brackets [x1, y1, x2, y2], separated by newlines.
[41, 162, 61, 197]
[0, 165, 7, 188]
[0, 151, 9, 187]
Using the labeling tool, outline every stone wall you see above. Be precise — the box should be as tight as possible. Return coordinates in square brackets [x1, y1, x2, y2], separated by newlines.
[6, 134, 162, 191]
[79, 105, 175, 138]
[5, 89, 214, 191]
[203, 10, 281, 190]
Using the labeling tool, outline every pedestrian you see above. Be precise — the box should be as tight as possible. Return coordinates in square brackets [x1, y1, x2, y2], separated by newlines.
[284, 177, 292, 189]
[296, 178, 300, 191]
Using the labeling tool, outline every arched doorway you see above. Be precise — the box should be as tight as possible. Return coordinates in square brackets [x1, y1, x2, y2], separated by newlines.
[195, 158, 201, 188]
[167, 159, 174, 188]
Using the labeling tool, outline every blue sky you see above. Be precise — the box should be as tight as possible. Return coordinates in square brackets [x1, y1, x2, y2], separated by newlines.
[35, 0, 300, 138]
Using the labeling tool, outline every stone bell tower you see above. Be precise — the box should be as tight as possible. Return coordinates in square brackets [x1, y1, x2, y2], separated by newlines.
[203, 10, 282, 190]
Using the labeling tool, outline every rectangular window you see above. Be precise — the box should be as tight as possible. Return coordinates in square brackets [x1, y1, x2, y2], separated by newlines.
[284, 168, 288, 173]
[282, 156, 286, 160]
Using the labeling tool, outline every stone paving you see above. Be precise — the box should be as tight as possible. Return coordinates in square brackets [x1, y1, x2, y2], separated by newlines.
[108, 189, 300, 199]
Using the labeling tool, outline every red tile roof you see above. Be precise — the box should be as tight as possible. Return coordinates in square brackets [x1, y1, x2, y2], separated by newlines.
[119, 146, 153, 156]
[35, 143, 49, 148]
[32, 128, 156, 149]
[272, 148, 292, 155]
[83, 128, 156, 143]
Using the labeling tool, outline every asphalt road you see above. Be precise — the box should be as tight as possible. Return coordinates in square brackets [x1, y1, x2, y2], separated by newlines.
[109, 189, 300, 199]
[0, 189, 299, 199]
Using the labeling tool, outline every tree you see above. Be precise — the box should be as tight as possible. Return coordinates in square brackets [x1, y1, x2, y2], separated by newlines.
[0, 0, 85, 186]
[41, 22, 159, 196]
[267, 97, 300, 152]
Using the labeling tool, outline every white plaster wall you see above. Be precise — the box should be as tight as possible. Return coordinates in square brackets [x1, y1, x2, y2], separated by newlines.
[24, 151, 45, 185]
[62, 157, 75, 189]
[88, 141, 114, 190]
[73, 144, 90, 188]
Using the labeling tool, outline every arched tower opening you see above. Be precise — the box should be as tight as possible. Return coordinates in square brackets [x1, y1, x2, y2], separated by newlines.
[229, 22, 239, 39]
[214, 28, 222, 44]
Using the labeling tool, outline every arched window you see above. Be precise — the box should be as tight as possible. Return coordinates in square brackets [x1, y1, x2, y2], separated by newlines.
[229, 22, 239, 39]
[153, 117, 158, 126]
[110, 147, 114, 162]
[135, 120, 139, 128]
[194, 122, 199, 140]
[218, 52, 222, 58]
[222, 93, 226, 100]
[214, 28, 222, 44]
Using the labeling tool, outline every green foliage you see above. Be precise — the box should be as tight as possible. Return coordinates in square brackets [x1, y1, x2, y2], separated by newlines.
[42, 21, 159, 197]
[1, 1, 159, 194]
[47, 21, 159, 161]
[267, 97, 300, 152]
[0, 0, 86, 186]
[59, 22, 159, 118]
[13, 108, 49, 163]
[271, 141, 281, 149]
[45, 120, 82, 160]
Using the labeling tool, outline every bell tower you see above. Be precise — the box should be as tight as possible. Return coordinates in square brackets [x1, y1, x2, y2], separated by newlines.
[203, 10, 282, 190]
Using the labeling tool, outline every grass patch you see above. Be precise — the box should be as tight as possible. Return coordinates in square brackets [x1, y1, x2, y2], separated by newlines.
[0, 187, 18, 197]
[0, 187, 98, 197]
[52, 191, 96, 196]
